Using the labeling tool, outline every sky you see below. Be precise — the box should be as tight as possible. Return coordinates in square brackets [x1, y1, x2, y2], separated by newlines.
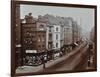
[20, 4, 95, 38]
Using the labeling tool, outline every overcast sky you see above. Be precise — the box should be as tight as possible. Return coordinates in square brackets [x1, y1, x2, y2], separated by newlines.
[20, 4, 95, 38]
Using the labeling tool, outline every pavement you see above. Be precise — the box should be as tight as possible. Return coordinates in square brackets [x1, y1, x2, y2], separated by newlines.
[16, 42, 87, 74]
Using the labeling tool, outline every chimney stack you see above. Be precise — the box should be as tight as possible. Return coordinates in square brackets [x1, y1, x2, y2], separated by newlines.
[25, 13, 34, 23]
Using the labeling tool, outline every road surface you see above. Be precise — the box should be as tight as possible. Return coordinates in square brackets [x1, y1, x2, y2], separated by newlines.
[39, 42, 89, 73]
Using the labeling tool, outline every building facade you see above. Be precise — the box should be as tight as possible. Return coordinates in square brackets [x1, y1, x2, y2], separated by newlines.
[40, 14, 82, 50]
[46, 25, 53, 49]
[63, 18, 73, 45]
[21, 13, 47, 54]
[21, 13, 81, 52]
[42, 14, 63, 50]
[72, 21, 81, 44]
[36, 21, 47, 51]
[52, 25, 61, 49]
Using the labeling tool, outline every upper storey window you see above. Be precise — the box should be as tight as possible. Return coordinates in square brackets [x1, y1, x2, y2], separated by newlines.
[56, 27, 58, 32]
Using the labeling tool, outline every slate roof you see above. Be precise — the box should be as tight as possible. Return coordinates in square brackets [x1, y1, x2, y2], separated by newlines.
[42, 14, 74, 26]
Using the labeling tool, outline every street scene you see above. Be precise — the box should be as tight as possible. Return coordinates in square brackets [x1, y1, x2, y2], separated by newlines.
[15, 4, 96, 74]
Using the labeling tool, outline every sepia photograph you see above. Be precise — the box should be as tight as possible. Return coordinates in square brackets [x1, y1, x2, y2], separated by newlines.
[11, 1, 97, 76]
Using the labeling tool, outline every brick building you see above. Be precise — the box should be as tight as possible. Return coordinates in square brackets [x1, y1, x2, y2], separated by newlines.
[21, 13, 47, 55]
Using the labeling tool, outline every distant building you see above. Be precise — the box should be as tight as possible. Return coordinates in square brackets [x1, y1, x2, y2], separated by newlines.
[63, 17, 73, 45]
[72, 21, 81, 44]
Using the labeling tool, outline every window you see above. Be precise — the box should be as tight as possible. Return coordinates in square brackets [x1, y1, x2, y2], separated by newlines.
[38, 38, 40, 42]
[56, 43, 58, 48]
[29, 41, 32, 44]
[49, 27, 52, 32]
[39, 24, 44, 30]
[40, 24, 44, 28]
[42, 38, 45, 42]
[42, 35, 45, 42]
[56, 27, 58, 32]
[29, 33, 32, 36]
[25, 40, 27, 44]
[56, 34, 58, 40]
[43, 35, 45, 37]
[42, 45, 45, 48]
[38, 45, 41, 48]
